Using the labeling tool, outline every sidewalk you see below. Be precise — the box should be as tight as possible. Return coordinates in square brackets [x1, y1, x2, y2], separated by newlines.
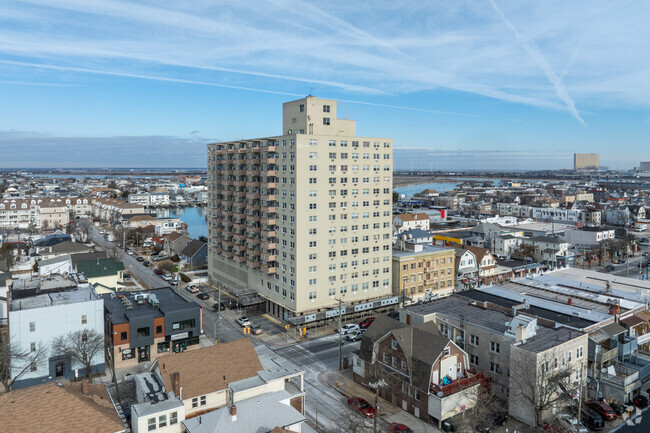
[319, 368, 442, 433]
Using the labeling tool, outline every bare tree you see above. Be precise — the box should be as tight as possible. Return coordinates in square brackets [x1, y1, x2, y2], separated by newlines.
[509, 347, 575, 428]
[321, 411, 373, 433]
[0, 336, 48, 392]
[457, 380, 507, 432]
[51, 329, 104, 382]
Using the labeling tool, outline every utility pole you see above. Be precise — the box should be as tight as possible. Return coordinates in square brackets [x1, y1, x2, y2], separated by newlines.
[336, 297, 343, 371]
[369, 379, 387, 433]
[217, 286, 222, 342]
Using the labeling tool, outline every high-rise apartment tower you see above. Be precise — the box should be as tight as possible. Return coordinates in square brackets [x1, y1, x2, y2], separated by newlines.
[573, 153, 599, 170]
[207, 97, 394, 322]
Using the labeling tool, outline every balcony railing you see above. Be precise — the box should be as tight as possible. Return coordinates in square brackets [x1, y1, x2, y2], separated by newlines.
[430, 371, 486, 397]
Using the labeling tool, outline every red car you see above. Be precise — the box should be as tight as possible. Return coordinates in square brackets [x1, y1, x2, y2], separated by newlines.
[359, 317, 376, 329]
[153, 268, 163, 275]
[347, 397, 375, 418]
[389, 423, 414, 433]
[587, 400, 617, 421]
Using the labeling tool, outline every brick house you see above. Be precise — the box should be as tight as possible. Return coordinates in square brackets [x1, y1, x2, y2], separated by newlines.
[352, 316, 485, 428]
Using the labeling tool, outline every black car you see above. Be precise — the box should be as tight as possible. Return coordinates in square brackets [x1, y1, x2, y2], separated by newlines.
[580, 406, 604, 431]
[212, 303, 227, 311]
[136, 256, 145, 262]
[604, 265, 615, 272]
[609, 402, 629, 416]
[197, 293, 210, 300]
[143, 261, 150, 267]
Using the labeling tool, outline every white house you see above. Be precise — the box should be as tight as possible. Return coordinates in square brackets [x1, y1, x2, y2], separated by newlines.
[8, 277, 105, 389]
[393, 213, 431, 233]
[563, 228, 616, 246]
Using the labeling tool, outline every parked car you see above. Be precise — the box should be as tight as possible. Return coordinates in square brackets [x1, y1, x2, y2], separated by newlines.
[642, 252, 649, 257]
[136, 256, 145, 262]
[212, 302, 227, 311]
[151, 251, 159, 256]
[197, 293, 210, 300]
[579, 406, 604, 431]
[169, 278, 178, 286]
[587, 400, 617, 420]
[250, 323, 263, 335]
[633, 394, 649, 408]
[346, 329, 366, 342]
[186, 285, 200, 293]
[337, 324, 360, 335]
[236, 316, 252, 327]
[388, 423, 414, 433]
[126, 249, 134, 255]
[609, 402, 630, 416]
[347, 397, 375, 418]
[359, 317, 376, 329]
[604, 265, 615, 272]
[143, 261, 150, 267]
[615, 259, 626, 265]
[161, 273, 171, 281]
[154, 268, 163, 275]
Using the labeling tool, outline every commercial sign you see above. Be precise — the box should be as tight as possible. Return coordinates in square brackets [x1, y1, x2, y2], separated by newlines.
[171, 332, 189, 341]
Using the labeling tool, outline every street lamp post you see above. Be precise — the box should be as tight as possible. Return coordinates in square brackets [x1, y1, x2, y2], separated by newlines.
[368, 379, 387, 433]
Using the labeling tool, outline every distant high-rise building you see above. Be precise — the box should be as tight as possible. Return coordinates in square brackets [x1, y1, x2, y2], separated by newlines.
[207, 96, 394, 322]
[573, 153, 599, 170]
[639, 161, 650, 172]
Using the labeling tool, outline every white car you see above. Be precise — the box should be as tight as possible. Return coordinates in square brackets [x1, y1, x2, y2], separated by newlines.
[346, 329, 366, 341]
[161, 274, 172, 281]
[556, 414, 588, 433]
[185, 285, 200, 293]
[236, 316, 252, 327]
[337, 324, 360, 335]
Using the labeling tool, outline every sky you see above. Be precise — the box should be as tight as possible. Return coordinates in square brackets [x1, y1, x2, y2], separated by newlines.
[0, 1, 649, 170]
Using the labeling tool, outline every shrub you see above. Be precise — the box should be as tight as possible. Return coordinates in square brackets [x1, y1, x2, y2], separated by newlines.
[179, 272, 192, 283]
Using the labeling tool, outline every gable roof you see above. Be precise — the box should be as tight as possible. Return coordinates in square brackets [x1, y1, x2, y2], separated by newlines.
[49, 241, 90, 254]
[70, 251, 108, 267]
[76, 258, 124, 278]
[124, 214, 156, 221]
[165, 231, 183, 242]
[0, 382, 124, 433]
[158, 339, 262, 400]
[398, 213, 430, 222]
[180, 239, 206, 258]
[359, 315, 408, 363]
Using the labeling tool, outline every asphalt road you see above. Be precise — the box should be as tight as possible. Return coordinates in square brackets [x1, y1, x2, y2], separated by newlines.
[273, 335, 377, 432]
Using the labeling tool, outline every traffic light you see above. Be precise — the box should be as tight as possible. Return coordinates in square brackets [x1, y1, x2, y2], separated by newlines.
[298, 327, 303, 336]
[298, 327, 307, 336]
[244, 327, 250, 335]
[284, 324, 290, 331]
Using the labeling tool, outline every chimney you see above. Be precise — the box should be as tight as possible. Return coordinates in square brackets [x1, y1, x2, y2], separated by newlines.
[567, 297, 573, 306]
[230, 405, 237, 421]
[515, 324, 526, 342]
[171, 372, 181, 397]
[81, 378, 89, 395]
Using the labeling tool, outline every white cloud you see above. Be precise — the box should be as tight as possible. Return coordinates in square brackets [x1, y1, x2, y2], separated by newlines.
[1, 1, 649, 121]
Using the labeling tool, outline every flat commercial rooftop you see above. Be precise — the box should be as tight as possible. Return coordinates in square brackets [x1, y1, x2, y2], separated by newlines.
[10, 284, 98, 311]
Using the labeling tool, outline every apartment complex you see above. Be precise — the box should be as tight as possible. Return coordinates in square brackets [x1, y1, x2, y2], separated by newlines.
[207, 96, 394, 321]
[573, 153, 599, 170]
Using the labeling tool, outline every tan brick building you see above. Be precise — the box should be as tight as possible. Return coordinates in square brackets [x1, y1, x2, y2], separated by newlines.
[207, 96, 394, 322]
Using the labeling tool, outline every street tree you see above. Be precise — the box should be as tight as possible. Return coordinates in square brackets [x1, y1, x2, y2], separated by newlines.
[0, 336, 47, 392]
[457, 379, 507, 432]
[51, 328, 104, 382]
[0, 243, 16, 268]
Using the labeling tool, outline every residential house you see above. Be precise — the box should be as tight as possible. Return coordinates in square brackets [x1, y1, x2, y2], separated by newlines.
[155, 340, 305, 418]
[76, 257, 125, 293]
[392, 239, 455, 302]
[494, 234, 523, 258]
[129, 371, 185, 433]
[509, 328, 588, 427]
[0, 381, 125, 433]
[393, 213, 431, 234]
[0, 272, 10, 325]
[457, 245, 512, 286]
[453, 248, 479, 290]
[525, 236, 571, 267]
[165, 233, 193, 258]
[155, 218, 184, 236]
[37, 254, 73, 276]
[123, 214, 158, 229]
[102, 289, 201, 370]
[352, 315, 485, 428]
[181, 391, 307, 433]
[37, 240, 91, 259]
[8, 277, 105, 389]
[179, 239, 208, 269]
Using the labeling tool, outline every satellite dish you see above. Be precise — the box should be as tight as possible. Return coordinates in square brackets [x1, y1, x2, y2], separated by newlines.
[437, 391, 445, 397]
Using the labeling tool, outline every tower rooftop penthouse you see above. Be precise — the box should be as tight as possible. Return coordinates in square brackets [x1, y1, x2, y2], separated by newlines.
[207, 96, 394, 322]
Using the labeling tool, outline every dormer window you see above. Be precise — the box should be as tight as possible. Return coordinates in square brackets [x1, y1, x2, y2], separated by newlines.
[391, 339, 397, 350]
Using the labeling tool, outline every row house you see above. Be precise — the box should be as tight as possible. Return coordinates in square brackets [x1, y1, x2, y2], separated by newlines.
[91, 198, 145, 224]
[353, 315, 484, 428]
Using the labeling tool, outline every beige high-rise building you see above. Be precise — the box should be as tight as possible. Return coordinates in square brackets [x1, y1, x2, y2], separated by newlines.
[573, 153, 599, 170]
[207, 97, 394, 322]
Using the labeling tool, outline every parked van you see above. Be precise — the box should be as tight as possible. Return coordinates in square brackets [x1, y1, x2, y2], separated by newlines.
[580, 406, 604, 431]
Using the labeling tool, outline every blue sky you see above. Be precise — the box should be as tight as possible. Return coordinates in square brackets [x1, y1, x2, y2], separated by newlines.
[1, 1, 649, 169]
